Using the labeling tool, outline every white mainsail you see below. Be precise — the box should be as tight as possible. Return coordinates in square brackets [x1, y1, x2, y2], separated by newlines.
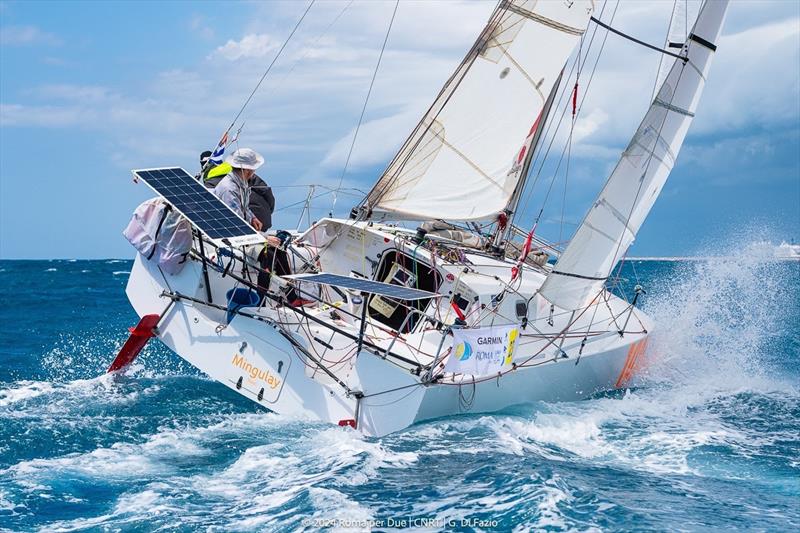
[540, 0, 729, 310]
[363, 0, 594, 222]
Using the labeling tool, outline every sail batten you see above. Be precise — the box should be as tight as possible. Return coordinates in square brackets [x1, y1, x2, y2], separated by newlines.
[362, 0, 594, 222]
[540, 0, 729, 311]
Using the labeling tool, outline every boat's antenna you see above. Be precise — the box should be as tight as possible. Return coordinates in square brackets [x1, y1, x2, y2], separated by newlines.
[223, 0, 316, 139]
[330, 0, 399, 218]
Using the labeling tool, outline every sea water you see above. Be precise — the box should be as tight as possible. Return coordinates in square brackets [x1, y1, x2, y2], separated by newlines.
[0, 254, 797, 531]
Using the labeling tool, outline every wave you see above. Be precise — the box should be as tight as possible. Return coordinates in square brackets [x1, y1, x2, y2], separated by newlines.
[1, 237, 797, 531]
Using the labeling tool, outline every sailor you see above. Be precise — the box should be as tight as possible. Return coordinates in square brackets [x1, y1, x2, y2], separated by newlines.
[198, 150, 232, 189]
[249, 174, 276, 233]
[199, 150, 212, 171]
[200, 150, 273, 230]
[213, 148, 264, 231]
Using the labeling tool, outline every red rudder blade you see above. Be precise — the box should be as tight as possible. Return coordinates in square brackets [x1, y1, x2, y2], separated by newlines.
[107, 314, 160, 373]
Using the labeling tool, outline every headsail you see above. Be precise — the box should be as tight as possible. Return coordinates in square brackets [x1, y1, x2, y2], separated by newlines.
[362, 0, 594, 222]
[540, 0, 729, 310]
[655, 0, 702, 92]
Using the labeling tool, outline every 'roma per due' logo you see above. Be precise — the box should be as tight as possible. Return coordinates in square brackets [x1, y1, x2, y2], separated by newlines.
[454, 341, 473, 361]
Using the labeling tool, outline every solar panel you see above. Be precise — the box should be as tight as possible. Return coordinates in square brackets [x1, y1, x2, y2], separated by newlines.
[286, 273, 437, 300]
[132, 167, 265, 247]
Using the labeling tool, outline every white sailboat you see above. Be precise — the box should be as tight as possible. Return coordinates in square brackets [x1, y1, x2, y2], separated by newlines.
[116, 0, 729, 437]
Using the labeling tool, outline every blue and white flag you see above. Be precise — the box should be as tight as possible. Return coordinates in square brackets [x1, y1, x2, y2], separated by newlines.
[209, 132, 228, 165]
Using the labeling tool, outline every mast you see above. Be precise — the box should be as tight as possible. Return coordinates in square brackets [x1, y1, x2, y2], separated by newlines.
[501, 69, 564, 244]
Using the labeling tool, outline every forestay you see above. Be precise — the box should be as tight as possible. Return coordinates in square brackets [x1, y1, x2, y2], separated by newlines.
[540, 0, 729, 310]
[363, 0, 594, 222]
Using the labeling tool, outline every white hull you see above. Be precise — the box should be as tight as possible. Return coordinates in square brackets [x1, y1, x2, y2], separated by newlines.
[125, 219, 651, 437]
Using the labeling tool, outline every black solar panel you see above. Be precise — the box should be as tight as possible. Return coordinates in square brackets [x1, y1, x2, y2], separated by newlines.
[287, 273, 436, 300]
[133, 167, 264, 246]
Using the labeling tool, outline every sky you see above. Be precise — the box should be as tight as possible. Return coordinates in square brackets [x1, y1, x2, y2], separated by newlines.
[0, 0, 798, 259]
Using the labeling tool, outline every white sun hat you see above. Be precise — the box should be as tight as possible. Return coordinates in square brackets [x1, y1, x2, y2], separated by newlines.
[226, 148, 264, 170]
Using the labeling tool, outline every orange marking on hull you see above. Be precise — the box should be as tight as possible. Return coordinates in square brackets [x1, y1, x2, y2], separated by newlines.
[615, 338, 649, 389]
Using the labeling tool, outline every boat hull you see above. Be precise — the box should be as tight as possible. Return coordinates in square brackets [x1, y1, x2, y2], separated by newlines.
[126, 253, 650, 437]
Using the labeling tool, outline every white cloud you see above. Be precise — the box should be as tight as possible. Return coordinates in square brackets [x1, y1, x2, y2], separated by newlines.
[32, 84, 112, 102]
[692, 17, 800, 134]
[1, 0, 798, 194]
[212, 33, 278, 61]
[0, 24, 61, 46]
[189, 13, 215, 40]
[0, 103, 83, 127]
[321, 107, 421, 169]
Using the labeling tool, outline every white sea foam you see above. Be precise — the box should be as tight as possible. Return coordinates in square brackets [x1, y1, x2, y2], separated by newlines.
[0, 374, 161, 417]
[307, 487, 375, 532]
[642, 239, 797, 394]
[532, 475, 573, 530]
[0, 381, 55, 407]
[112, 270, 131, 276]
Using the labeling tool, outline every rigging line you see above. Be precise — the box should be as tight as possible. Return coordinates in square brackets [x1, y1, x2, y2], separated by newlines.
[652, 0, 679, 100]
[528, 0, 620, 227]
[359, 1, 508, 214]
[267, 1, 354, 97]
[224, 0, 316, 138]
[517, 0, 616, 225]
[589, 15, 687, 62]
[560, 33, 583, 243]
[331, 0, 400, 216]
[518, 0, 609, 206]
[560, 121, 573, 243]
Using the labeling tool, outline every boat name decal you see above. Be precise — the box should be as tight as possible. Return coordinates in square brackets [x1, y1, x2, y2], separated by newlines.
[231, 353, 282, 389]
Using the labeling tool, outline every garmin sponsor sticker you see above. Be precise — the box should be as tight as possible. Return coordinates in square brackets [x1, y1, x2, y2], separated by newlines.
[444, 324, 520, 377]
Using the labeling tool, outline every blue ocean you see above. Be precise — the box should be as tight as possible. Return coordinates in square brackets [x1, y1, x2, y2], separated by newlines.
[0, 256, 798, 531]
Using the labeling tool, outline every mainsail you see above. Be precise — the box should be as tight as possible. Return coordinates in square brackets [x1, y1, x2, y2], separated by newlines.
[362, 0, 594, 222]
[540, 0, 729, 310]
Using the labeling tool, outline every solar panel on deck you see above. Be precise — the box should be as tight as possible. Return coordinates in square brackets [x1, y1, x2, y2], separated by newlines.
[286, 273, 437, 300]
[132, 167, 264, 247]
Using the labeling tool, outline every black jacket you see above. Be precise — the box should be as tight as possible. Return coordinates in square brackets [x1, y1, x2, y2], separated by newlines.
[249, 175, 275, 231]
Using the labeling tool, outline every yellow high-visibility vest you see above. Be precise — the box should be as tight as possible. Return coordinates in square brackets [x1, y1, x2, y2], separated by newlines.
[203, 162, 232, 182]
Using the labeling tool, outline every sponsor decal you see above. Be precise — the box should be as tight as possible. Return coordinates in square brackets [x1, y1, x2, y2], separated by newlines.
[444, 325, 520, 377]
[454, 341, 473, 361]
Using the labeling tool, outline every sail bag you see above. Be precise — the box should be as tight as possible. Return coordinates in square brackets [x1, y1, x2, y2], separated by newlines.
[123, 198, 193, 275]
